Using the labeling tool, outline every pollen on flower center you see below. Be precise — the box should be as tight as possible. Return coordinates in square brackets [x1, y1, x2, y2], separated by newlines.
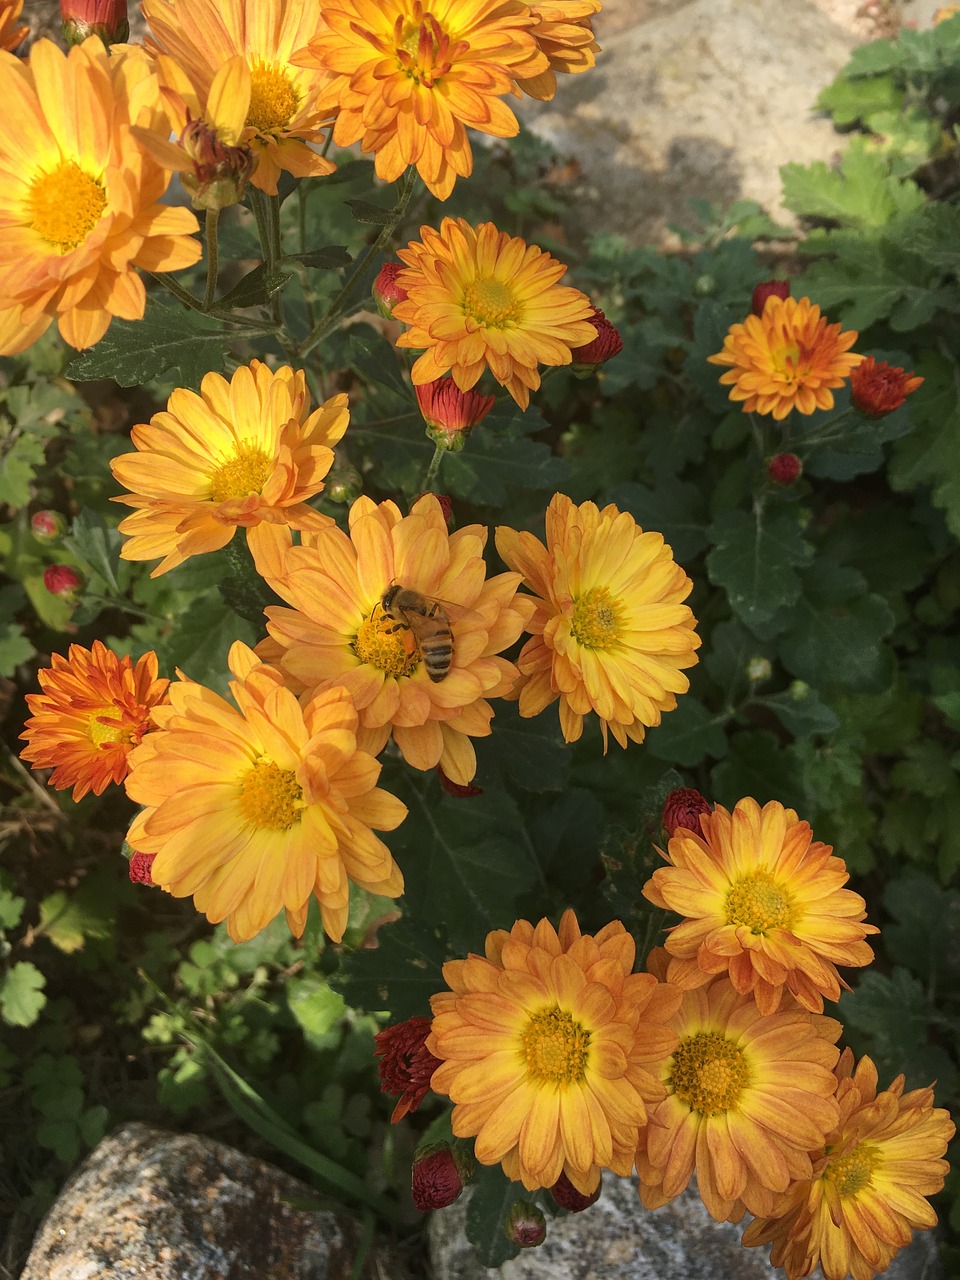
[209, 445, 273, 502]
[772, 340, 803, 382]
[463, 277, 523, 329]
[520, 1006, 591, 1087]
[670, 1031, 751, 1115]
[238, 758, 303, 831]
[27, 159, 106, 252]
[824, 1144, 879, 1198]
[725, 870, 796, 934]
[570, 586, 622, 649]
[353, 606, 421, 679]
[87, 710, 133, 748]
[247, 61, 301, 134]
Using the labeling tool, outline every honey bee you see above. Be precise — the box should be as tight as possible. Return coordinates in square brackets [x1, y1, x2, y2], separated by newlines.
[380, 584, 454, 682]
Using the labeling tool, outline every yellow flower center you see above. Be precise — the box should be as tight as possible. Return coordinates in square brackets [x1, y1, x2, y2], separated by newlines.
[209, 445, 273, 503]
[87, 709, 130, 747]
[353, 605, 421, 679]
[393, 8, 457, 86]
[246, 61, 301, 135]
[725, 870, 796, 935]
[463, 277, 523, 329]
[238, 758, 303, 831]
[823, 1143, 879, 1198]
[27, 159, 106, 252]
[520, 1006, 591, 1087]
[570, 586, 622, 649]
[670, 1031, 750, 1115]
[770, 338, 802, 383]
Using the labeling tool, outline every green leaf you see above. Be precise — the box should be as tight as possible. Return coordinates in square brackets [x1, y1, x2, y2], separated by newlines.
[0, 429, 46, 510]
[889, 354, 960, 538]
[781, 139, 925, 230]
[645, 696, 729, 766]
[63, 508, 126, 594]
[36, 1119, 80, 1164]
[345, 198, 394, 225]
[153, 590, 260, 695]
[477, 702, 570, 793]
[0, 885, 25, 931]
[817, 71, 902, 124]
[286, 246, 353, 270]
[882, 872, 960, 986]
[441, 431, 569, 507]
[0, 620, 33, 677]
[215, 263, 292, 309]
[605, 478, 709, 564]
[38, 885, 113, 955]
[799, 395, 913, 482]
[794, 237, 947, 332]
[333, 917, 450, 1021]
[465, 1165, 527, 1268]
[711, 731, 808, 812]
[65, 299, 233, 388]
[706, 508, 813, 630]
[758, 687, 840, 740]
[0, 962, 47, 1026]
[286, 978, 347, 1050]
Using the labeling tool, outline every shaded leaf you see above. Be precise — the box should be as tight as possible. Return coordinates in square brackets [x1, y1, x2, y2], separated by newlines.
[333, 917, 450, 1020]
[706, 508, 813, 630]
[645, 696, 729, 766]
[66, 300, 233, 388]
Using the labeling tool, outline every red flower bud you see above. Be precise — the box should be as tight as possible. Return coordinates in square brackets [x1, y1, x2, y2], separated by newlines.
[374, 1016, 441, 1122]
[43, 564, 82, 601]
[549, 1171, 601, 1212]
[504, 1200, 547, 1248]
[414, 493, 453, 527]
[128, 851, 157, 885]
[60, 0, 129, 45]
[411, 1143, 471, 1211]
[437, 766, 483, 798]
[31, 510, 66, 543]
[178, 118, 257, 212]
[373, 261, 408, 316]
[570, 307, 624, 374]
[751, 279, 790, 315]
[849, 356, 923, 418]
[416, 378, 495, 451]
[661, 787, 712, 838]
[767, 452, 802, 486]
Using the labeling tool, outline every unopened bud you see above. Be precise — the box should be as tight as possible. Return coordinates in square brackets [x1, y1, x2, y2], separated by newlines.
[373, 262, 408, 316]
[61, 0, 129, 45]
[411, 1143, 472, 1212]
[746, 656, 772, 684]
[570, 307, 624, 375]
[661, 787, 712, 838]
[789, 680, 811, 701]
[128, 851, 157, 885]
[752, 279, 790, 315]
[437, 765, 483, 798]
[43, 564, 82, 601]
[31, 510, 66, 543]
[414, 493, 454, 527]
[505, 1201, 547, 1248]
[550, 1171, 601, 1212]
[325, 465, 363, 505]
[767, 452, 802, 487]
[179, 118, 257, 211]
[417, 378, 495, 451]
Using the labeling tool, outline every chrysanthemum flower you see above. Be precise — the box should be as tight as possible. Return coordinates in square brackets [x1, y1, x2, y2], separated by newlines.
[849, 355, 923, 418]
[515, 0, 601, 100]
[20, 641, 169, 801]
[0, 37, 201, 357]
[124, 642, 407, 944]
[643, 797, 878, 1015]
[495, 494, 701, 749]
[742, 1049, 955, 1279]
[293, 0, 546, 200]
[707, 295, 863, 421]
[635, 954, 842, 1222]
[141, 0, 335, 196]
[375, 1015, 442, 1122]
[428, 911, 682, 1194]
[110, 361, 347, 576]
[252, 494, 534, 785]
[0, 0, 27, 52]
[394, 219, 596, 409]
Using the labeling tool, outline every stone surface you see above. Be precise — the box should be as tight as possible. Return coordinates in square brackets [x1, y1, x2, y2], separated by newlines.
[428, 1173, 943, 1280]
[20, 1123, 357, 1280]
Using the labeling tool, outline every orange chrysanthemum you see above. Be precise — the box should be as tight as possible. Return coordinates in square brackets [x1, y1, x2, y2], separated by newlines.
[0, 0, 27, 52]
[643, 797, 878, 1015]
[496, 494, 701, 749]
[636, 954, 842, 1223]
[252, 494, 534, 786]
[294, 0, 545, 200]
[707, 295, 863, 420]
[110, 361, 347, 576]
[141, 0, 335, 196]
[0, 38, 200, 357]
[516, 1, 601, 100]
[124, 642, 407, 944]
[20, 641, 169, 801]
[427, 911, 682, 1194]
[394, 218, 596, 409]
[742, 1050, 955, 1280]
[849, 355, 924, 418]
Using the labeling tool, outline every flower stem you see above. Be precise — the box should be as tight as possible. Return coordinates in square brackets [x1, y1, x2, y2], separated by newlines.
[146, 270, 206, 314]
[203, 208, 220, 312]
[422, 442, 446, 492]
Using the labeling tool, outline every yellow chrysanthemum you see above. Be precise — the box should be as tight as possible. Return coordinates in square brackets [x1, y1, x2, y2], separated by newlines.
[110, 361, 348, 576]
[742, 1049, 955, 1280]
[141, 0, 335, 196]
[515, 0, 601, 100]
[125, 642, 407, 944]
[642, 797, 878, 1015]
[0, 37, 200, 357]
[0, 0, 27, 52]
[394, 218, 596, 409]
[427, 910, 683, 1194]
[20, 641, 169, 801]
[293, 0, 546, 200]
[495, 494, 701, 749]
[707, 295, 863, 421]
[251, 494, 534, 786]
[636, 953, 842, 1223]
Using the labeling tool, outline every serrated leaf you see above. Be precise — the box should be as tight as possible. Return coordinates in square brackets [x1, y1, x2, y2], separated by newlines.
[0, 621, 33, 677]
[333, 917, 450, 1020]
[706, 508, 813, 630]
[759, 688, 840, 740]
[63, 508, 125, 594]
[711, 731, 808, 812]
[441, 430, 569, 507]
[1, 962, 47, 1026]
[605, 478, 709, 564]
[465, 1166, 527, 1268]
[215, 263, 292, 309]
[781, 139, 924, 230]
[38, 887, 112, 955]
[345, 198, 394, 225]
[0, 430, 46, 510]
[154, 591, 259, 695]
[0, 887, 25, 931]
[882, 872, 960, 985]
[287, 246, 353, 270]
[817, 71, 902, 125]
[65, 299, 233, 388]
[889, 355, 960, 537]
[645, 696, 729, 766]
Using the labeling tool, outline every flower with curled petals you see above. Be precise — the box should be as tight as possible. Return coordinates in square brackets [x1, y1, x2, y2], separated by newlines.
[0, 38, 201, 357]
[252, 494, 534, 786]
[110, 361, 347, 576]
[20, 641, 169, 801]
[742, 1050, 955, 1280]
[496, 494, 701, 749]
[635, 955, 842, 1223]
[124, 642, 407, 944]
[642, 797, 878, 1015]
[515, 0, 601, 100]
[427, 910, 682, 1194]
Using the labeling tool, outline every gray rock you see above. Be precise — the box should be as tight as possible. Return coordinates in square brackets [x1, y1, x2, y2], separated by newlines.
[428, 1173, 942, 1279]
[20, 1122, 357, 1280]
